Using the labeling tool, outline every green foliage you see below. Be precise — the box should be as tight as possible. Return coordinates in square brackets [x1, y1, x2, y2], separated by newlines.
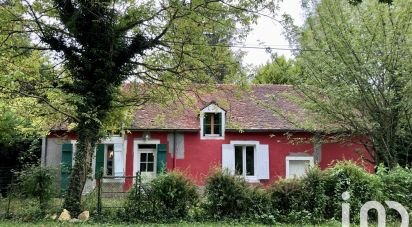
[323, 161, 383, 221]
[286, 0, 412, 167]
[150, 171, 199, 219]
[123, 171, 198, 222]
[16, 165, 57, 213]
[253, 55, 300, 84]
[0, 0, 279, 213]
[377, 165, 412, 211]
[203, 169, 274, 223]
[204, 169, 250, 219]
[269, 178, 306, 223]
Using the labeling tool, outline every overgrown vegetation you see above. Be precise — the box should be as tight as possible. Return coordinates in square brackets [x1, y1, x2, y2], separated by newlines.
[123, 171, 198, 222]
[2, 162, 412, 225]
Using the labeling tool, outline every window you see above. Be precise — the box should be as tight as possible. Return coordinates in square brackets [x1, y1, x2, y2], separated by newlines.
[106, 144, 114, 176]
[96, 142, 124, 178]
[138, 144, 156, 173]
[140, 152, 155, 172]
[222, 142, 269, 182]
[234, 145, 255, 177]
[203, 113, 222, 136]
[286, 156, 314, 179]
[200, 103, 225, 139]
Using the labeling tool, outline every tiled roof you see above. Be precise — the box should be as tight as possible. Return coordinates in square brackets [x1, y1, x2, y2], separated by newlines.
[129, 84, 309, 131]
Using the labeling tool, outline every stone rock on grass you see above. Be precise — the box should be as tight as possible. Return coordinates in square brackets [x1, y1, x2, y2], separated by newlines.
[50, 213, 58, 220]
[58, 209, 71, 221]
[69, 218, 81, 223]
[78, 211, 90, 221]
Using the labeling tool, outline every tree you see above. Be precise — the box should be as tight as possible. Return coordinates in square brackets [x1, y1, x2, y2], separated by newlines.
[252, 55, 300, 84]
[284, 0, 412, 167]
[1, 0, 278, 214]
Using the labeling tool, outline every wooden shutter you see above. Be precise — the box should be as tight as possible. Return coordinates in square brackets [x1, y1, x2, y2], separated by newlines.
[222, 144, 235, 174]
[61, 143, 73, 192]
[256, 144, 269, 179]
[95, 144, 104, 178]
[113, 143, 124, 177]
[216, 113, 222, 136]
[156, 144, 167, 174]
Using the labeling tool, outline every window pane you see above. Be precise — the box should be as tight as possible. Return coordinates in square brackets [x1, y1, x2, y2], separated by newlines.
[204, 124, 211, 135]
[235, 146, 243, 175]
[147, 153, 154, 162]
[140, 153, 147, 162]
[246, 146, 254, 176]
[106, 144, 114, 176]
[214, 113, 222, 135]
[138, 144, 157, 149]
[147, 163, 154, 172]
[140, 163, 147, 172]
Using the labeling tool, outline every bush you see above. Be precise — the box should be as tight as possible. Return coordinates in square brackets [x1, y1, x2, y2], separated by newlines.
[323, 161, 383, 221]
[204, 169, 250, 219]
[377, 165, 412, 214]
[150, 171, 198, 219]
[16, 165, 57, 214]
[123, 171, 198, 222]
[204, 169, 274, 223]
[301, 167, 328, 223]
[269, 177, 306, 223]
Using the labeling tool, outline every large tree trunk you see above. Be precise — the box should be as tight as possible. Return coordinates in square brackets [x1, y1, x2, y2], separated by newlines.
[63, 121, 100, 215]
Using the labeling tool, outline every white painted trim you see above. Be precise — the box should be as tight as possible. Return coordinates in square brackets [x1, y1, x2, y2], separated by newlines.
[100, 136, 123, 144]
[200, 103, 225, 140]
[285, 156, 314, 179]
[230, 140, 260, 145]
[41, 137, 46, 167]
[229, 141, 259, 183]
[132, 139, 160, 176]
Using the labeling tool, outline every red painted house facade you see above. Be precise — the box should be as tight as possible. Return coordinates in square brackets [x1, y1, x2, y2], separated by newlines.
[41, 85, 372, 192]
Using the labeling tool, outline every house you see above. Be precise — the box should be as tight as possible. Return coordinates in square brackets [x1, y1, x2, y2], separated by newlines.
[41, 85, 372, 192]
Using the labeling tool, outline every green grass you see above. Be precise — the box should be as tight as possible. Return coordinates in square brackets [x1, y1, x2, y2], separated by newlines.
[0, 220, 343, 227]
[0, 220, 405, 227]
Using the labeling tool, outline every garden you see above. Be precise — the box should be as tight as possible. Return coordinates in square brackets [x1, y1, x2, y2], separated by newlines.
[1, 161, 411, 226]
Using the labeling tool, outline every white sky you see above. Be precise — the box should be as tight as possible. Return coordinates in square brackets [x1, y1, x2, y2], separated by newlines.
[241, 0, 305, 67]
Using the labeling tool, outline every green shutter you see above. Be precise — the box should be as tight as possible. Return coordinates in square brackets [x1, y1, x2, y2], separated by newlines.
[157, 144, 167, 174]
[216, 113, 222, 136]
[61, 143, 73, 193]
[95, 144, 105, 178]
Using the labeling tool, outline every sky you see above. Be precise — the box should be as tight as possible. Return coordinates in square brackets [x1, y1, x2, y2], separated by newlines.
[241, 0, 305, 67]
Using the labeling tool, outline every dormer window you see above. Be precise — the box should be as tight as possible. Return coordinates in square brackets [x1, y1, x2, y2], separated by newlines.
[200, 102, 225, 139]
[204, 113, 222, 136]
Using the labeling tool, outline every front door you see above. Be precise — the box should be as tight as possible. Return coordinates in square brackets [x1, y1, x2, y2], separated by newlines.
[137, 144, 157, 180]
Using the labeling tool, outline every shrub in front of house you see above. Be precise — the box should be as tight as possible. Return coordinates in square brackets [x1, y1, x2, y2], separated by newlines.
[300, 167, 328, 223]
[269, 177, 307, 223]
[323, 161, 383, 222]
[123, 171, 198, 222]
[16, 165, 57, 216]
[377, 165, 412, 219]
[204, 169, 251, 219]
[150, 171, 199, 220]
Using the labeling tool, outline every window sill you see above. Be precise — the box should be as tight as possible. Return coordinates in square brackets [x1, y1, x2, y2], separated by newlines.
[201, 134, 224, 140]
[245, 176, 259, 183]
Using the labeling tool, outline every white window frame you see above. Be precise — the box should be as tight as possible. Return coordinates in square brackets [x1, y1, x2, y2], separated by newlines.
[234, 145, 257, 182]
[104, 144, 115, 177]
[200, 103, 225, 140]
[133, 139, 160, 177]
[285, 156, 314, 179]
[96, 136, 125, 182]
[231, 141, 260, 182]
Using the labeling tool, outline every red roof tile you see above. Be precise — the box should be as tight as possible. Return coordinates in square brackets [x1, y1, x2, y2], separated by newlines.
[129, 84, 308, 131]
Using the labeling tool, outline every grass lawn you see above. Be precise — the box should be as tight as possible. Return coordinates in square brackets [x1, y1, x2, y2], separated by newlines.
[0, 220, 343, 226]
[0, 220, 404, 227]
